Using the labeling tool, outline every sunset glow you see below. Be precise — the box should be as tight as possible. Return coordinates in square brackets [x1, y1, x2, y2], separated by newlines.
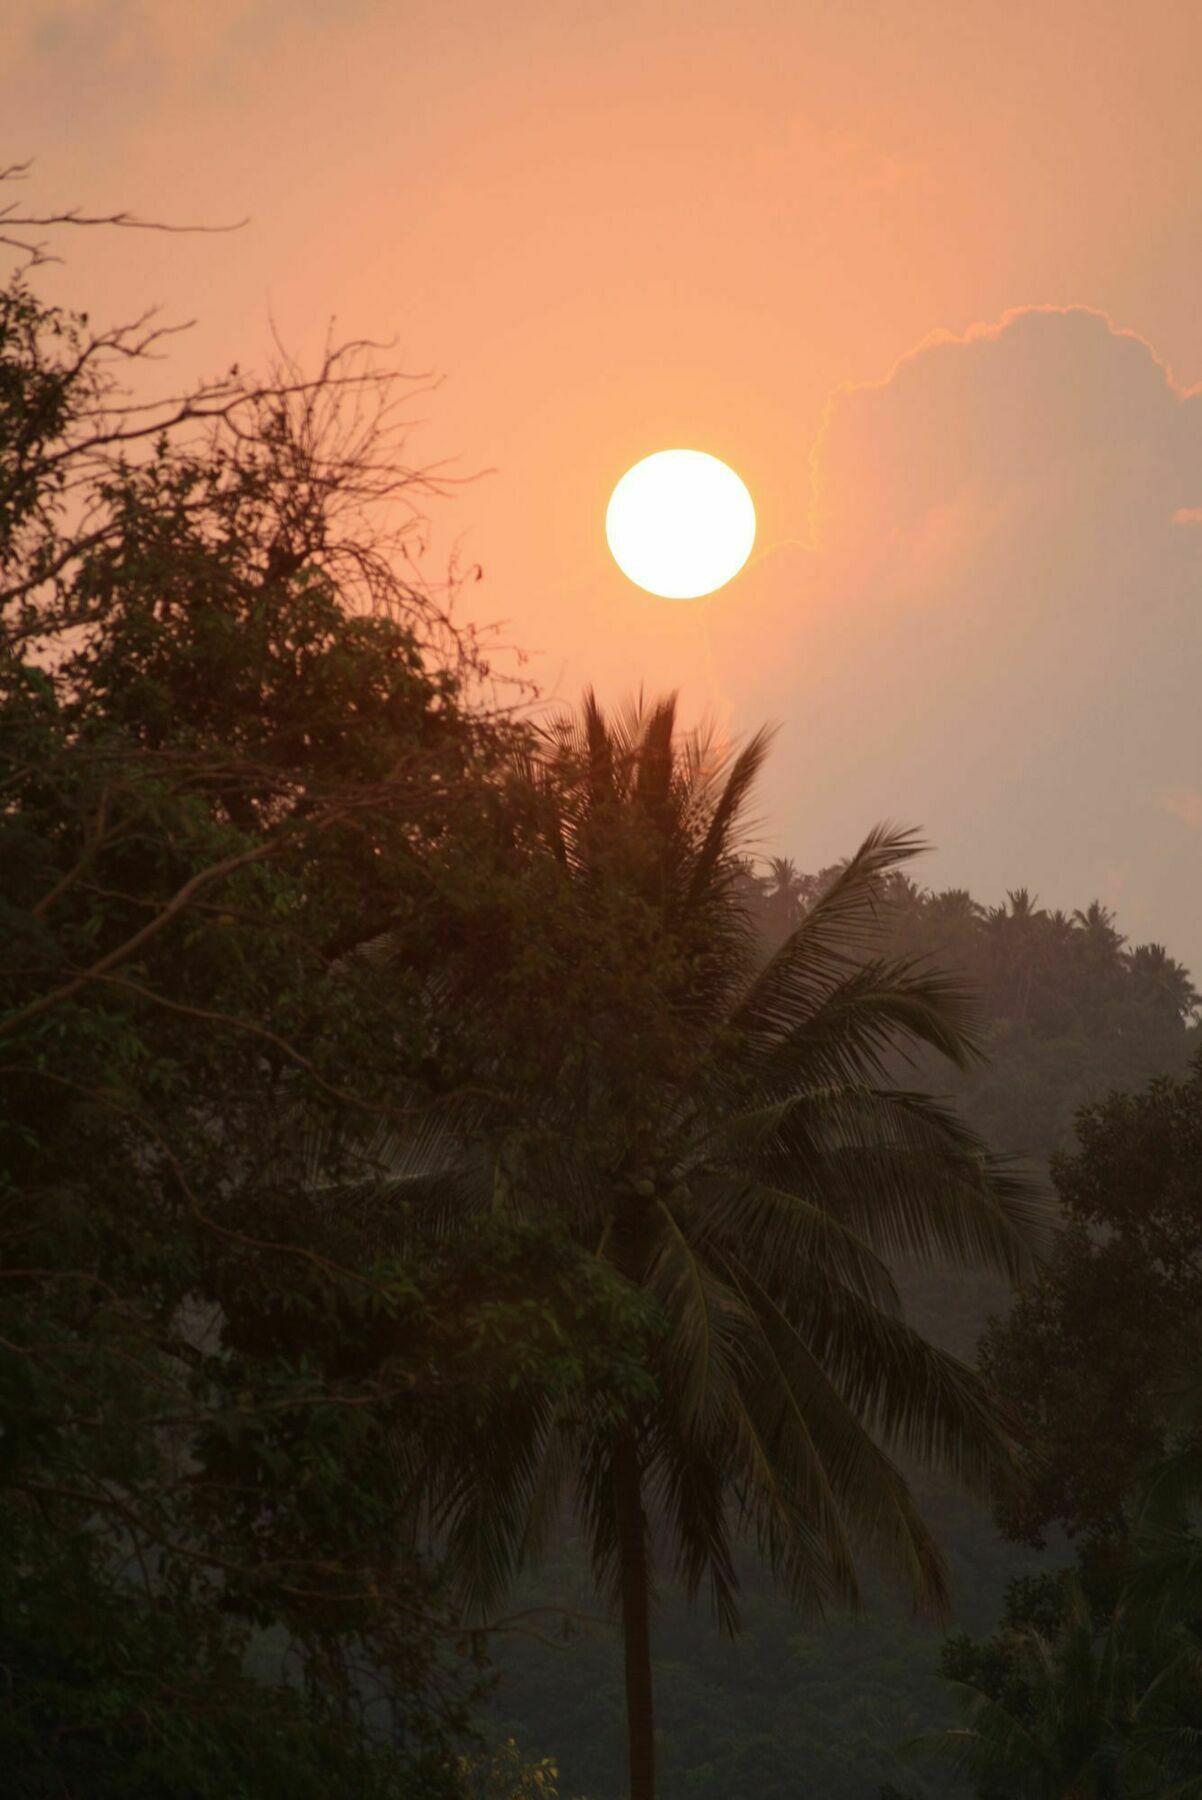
[9, 11, 1202, 1796]
[605, 450, 756, 599]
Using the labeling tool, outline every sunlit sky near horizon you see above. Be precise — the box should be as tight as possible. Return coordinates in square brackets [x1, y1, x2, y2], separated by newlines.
[6, 0, 1202, 970]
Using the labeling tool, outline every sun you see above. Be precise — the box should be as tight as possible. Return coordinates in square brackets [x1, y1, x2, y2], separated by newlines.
[605, 449, 756, 599]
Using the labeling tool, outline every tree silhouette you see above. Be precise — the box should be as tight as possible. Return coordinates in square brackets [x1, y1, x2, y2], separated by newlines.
[346, 692, 1049, 1800]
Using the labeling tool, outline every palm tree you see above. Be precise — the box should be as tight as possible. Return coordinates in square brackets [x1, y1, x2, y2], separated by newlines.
[1072, 901, 1128, 996]
[761, 854, 809, 939]
[1046, 908, 1078, 966]
[1126, 943, 1201, 1024]
[908, 1572, 1202, 1799]
[908, 1366, 1202, 1800]
[338, 693, 1050, 1800]
[905, 1574, 1193, 1799]
[984, 889, 1049, 1022]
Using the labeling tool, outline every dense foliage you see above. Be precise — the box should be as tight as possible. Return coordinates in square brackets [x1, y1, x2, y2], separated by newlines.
[910, 1571, 1202, 1798]
[898, 1057, 1202, 1798]
[980, 1057, 1202, 1549]
[0, 264, 648, 1796]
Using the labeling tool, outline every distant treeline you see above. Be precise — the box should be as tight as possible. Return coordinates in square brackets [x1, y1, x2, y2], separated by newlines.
[746, 858, 1199, 1163]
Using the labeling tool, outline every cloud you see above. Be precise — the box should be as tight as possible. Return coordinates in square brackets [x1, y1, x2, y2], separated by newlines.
[716, 306, 1202, 974]
[2, 0, 362, 141]
[1162, 789, 1202, 831]
[812, 305, 1202, 560]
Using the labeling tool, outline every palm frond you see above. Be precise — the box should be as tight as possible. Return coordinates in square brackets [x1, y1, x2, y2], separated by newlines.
[582, 685, 618, 808]
[905, 1683, 1050, 1792]
[1126, 1528, 1202, 1637]
[731, 955, 985, 1093]
[573, 1429, 654, 1617]
[685, 1171, 903, 1315]
[721, 1250, 956, 1618]
[790, 1275, 1024, 1508]
[1138, 1433, 1202, 1532]
[723, 1371, 853, 1618]
[743, 1084, 1051, 1281]
[431, 1392, 563, 1617]
[516, 1400, 580, 1573]
[642, 1196, 751, 1430]
[685, 724, 775, 912]
[644, 1422, 741, 1634]
[728, 824, 933, 1046]
[633, 692, 679, 831]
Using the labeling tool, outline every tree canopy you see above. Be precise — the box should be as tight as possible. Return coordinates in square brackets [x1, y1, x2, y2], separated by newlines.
[979, 1057, 1202, 1549]
[0, 254, 646, 1797]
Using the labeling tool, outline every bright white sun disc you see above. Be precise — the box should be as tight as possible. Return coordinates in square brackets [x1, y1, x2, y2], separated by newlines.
[605, 449, 756, 599]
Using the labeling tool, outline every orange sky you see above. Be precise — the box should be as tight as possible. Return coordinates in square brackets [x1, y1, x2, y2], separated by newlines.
[6, 0, 1202, 966]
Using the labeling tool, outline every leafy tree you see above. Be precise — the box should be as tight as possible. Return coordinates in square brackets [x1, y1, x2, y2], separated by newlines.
[980, 1058, 1202, 1548]
[899, 1073, 1202, 1800]
[0, 238, 647, 1793]
[1109, 1362, 1202, 1641]
[907, 1573, 1198, 1799]
[461, 1735, 586, 1798]
[356, 693, 1051, 1800]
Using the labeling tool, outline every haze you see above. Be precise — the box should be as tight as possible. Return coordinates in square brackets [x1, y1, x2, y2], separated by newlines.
[10, 0, 1201, 967]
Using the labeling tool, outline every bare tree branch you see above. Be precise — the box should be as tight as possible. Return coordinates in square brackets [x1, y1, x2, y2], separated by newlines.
[1, 160, 245, 266]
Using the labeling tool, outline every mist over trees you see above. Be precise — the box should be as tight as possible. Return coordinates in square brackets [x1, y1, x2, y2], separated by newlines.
[749, 862, 1198, 1157]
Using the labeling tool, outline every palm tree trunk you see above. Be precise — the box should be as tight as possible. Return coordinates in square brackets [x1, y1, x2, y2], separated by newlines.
[612, 1430, 655, 1800]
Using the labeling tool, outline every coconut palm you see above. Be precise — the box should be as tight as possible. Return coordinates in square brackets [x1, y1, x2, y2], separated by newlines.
[337, 692, 1050, 1800]
[1126, 944, 1201, 1025]
[906, 1577, 1123, 1799]
[761, 854, 809, 938]
[908, 1574, 1202, 1799]
[1072, 901, 1128, 997]
[983, 889, 1049, 1022]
